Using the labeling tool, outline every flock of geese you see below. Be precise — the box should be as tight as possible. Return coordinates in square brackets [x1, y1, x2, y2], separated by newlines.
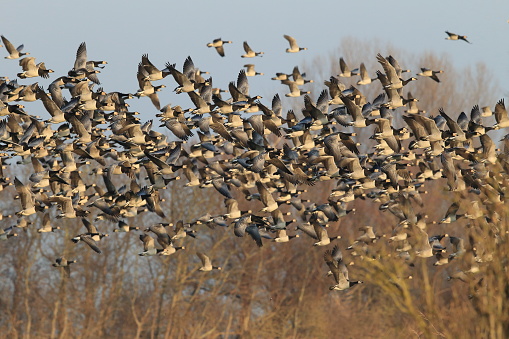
[0, 31, 501, 291]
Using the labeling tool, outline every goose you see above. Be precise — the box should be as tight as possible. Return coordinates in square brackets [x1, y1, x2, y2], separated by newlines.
[135, 63, 164, 110]
[71, 42, 103, 84]
[347, 226, 377, 250]
[438, 202, 464, 224]
[255, 180, 278, 212]
[138, 233, 158, 256]
[49, 195, 76, 219]
[376, 54, 404, 90]
[165, 61, 198, 94]
[324, 245, 363, 290]
[0, 226, 17, 240]
[158, 241, 185, 256]
[410, 228, 434, 258]
[145, 223, 173, 246]
[273, 229, 299, 243]
[187, 90, 213, 115]
[197, 252, 221, 271]
[224, 198, 250, 219]
[172, 220, 196, 240]
[71, 234, 103, 253]
[439, 108, 467, 142]
[52, 257, 76, 277]
[243, 64, 263, 77]
[140, 54, 169, 81]
[241, 41, 264, 58]
[207, 38, 232, 57]
[429, 234, 447, 254]
[113, 220, 139, 232]
[356, 62, 375, 85]
[417, 68, 444, 83]
[72, 218, 108, 253]
[271, 72, 290, 81]
[324, 76, 346, 105]
[37, 213, 61, 233]
[283, 35, 307, 53]
[17, 57, 54, 79]
[14, 177, 36, 216]
[338, 57, 358, 78]
[493, 99, 509, 129]
[404, 92, 426, 114]
[333, 95, 369, 128]
[282, 80, 310, 97]
[295, 213, 340, 246]
[234, 214, 264, 247]
[17, 83, 39, 102]
[445, 31, 471, 44]
[448, 236, 466, 260]
[1, 35, 29, 59]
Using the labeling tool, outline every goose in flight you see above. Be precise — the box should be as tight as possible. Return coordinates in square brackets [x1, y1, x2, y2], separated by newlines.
[324, 245, 363, 291]
[283, 35, 307, 53]
[197, 252, 221, 271]
[445, 31, 471, 44]
[338, 57, 358, 78]
[243, 64, 263, 77]
[417, 68, 444, 83]
[1, 35, 29, 59]
[52, 257, 76, 277]
[241, 41, 264, 58]
[207, 38, 232, 57]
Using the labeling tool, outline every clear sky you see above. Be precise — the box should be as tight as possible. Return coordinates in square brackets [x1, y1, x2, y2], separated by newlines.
[2, 0, 508, 119]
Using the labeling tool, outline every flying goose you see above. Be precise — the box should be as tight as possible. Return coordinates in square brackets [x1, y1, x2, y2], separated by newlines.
[49, 195, 76, 219]
[37, 213, 61, 233]
[291, 66, 313, 85]
[113, 220, 139, 232]
[283, 35, 307, 53]
[445, 31, 471, 44]
[376, 54, 403, 90]
[197, 252, 221, 271]
[165, 61, 198, 94]
[324, 245, 363, 291]
[273, 229, 299, 243]
[493, 99, 509, 129]
[243, 64, 263, 76]
[296, 214, 340, 246]
[417, 68, 444, 83]
[71, 234, 103, 253]
[17, 57, 54, 79]
[338, 57, 359, 78]
[207, 38, 232, 57]
[282, 80, 310, 97]
[0, 226, 17, 241]
[52, 257, 76, 277]
[404, 92, 426, 114]
[72, 218, 108, 253]
[241, 41, 264, 58]
[71, 42, 103, 84]
[448, 236, 466, 260]
[138, 234, 157, 256]
[438, 202, 464, 224]
[135, 63, 164, 110]
[255, 180, 278, 212]
[172, 220, 196, 240]
[234, 214, 264, 247]
[357, 62, 375, 85]
[1, 35, 29, 59]
[14, 177, 36, 216]
[140, 54, 169, 81]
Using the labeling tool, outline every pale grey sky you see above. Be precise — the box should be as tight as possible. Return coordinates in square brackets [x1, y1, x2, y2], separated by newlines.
[2, 0, 508, 118]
